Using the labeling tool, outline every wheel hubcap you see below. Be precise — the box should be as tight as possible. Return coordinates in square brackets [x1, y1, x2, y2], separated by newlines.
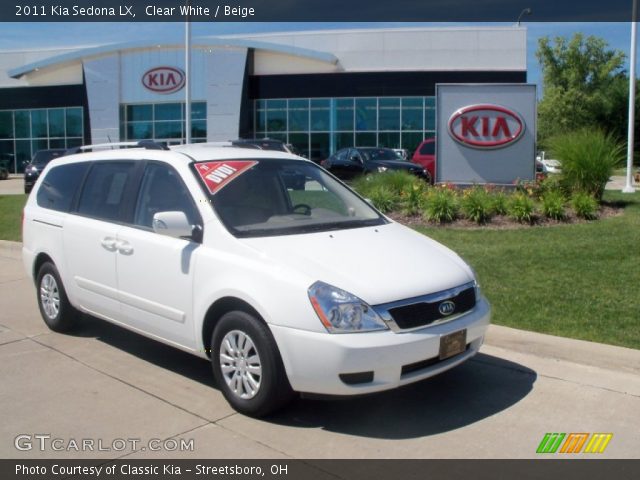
[40, 273, 60, 320]
[219, 330, 262, 399]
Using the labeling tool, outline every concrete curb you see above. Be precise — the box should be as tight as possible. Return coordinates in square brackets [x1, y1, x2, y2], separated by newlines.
[485, 324, 640, 375]
[0, 240, 21, 260]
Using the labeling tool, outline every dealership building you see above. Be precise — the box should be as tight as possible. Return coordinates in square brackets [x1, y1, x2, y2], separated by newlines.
[0, 26, 526, 172]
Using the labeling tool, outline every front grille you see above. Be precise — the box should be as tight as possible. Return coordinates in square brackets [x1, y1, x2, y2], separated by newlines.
[387, 286, 476, 330]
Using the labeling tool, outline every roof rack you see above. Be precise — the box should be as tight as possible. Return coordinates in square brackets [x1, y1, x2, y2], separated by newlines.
[65, 140, 169, 155]
[172, 141, 262, 150]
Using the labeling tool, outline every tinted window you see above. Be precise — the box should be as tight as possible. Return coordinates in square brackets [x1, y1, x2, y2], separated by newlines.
[134, 163, 200, 229]
[77, 162, 136, 222]
[36, 163, 89, 212]
[419, 141, 435, 155]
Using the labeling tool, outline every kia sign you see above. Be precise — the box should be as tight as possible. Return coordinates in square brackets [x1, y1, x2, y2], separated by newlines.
[142, 67, 185, 94]
[436, 84, 536, 185]
[448, 104, 525, 149]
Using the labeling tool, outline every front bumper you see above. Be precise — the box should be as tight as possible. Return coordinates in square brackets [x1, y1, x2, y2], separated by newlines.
[270, 297, 490, 396]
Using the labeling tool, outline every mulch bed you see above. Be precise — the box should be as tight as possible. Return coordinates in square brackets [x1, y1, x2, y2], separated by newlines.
[388, 204, 623, 230]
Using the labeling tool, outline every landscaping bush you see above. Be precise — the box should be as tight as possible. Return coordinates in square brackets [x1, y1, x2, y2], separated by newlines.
[424, 187, 458, 223]
[508, 192, 536, 223]
[541, 190, 567, 220]
[549, 129, 625, 200]
[490, 191, 509, 216]
[572, 192, 599, 219]
[351, 171, 419, 198]
[367, 186, 396, 213]
[461, 187, 493, 224]
[401, 183, 428, 216]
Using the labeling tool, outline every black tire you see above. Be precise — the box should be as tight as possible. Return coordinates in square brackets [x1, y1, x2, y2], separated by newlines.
[36, 262, 77, 332]
[211, 310, 293, 417]
[24, 185, 32, 194]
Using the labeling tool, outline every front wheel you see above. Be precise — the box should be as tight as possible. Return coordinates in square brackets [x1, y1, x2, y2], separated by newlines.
[211, 311, 293, 417]
[36, 262, 77, 332]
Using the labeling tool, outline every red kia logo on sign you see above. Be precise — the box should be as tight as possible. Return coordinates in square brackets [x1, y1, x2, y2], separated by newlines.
[142, 66, 185, 94]
[448, 104, 525, 149]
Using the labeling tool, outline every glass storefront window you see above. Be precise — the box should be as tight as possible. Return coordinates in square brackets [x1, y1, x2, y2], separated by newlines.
[252, 96, 436, 160]
[121, 101, 207, 143]
[0, 106, 84, 173]
[0, 111, 14, 139]
[355, 98, 377, 131]
[378, 98, 400, 131]
[31, 110, 47, 138]
[336, 98, 354, 131]
[48, 109, 65, 138]
[127, 104, 152, 122]
[66, 108, 83, 137]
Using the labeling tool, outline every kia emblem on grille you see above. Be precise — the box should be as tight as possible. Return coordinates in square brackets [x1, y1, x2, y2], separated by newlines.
[439, 300, 456, 316]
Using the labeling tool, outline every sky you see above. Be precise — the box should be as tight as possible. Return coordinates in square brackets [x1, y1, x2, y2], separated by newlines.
[0, 21, 636, 89]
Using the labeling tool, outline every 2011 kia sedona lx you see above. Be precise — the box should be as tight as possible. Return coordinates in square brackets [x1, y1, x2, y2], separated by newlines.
[22, 141, 491, 416]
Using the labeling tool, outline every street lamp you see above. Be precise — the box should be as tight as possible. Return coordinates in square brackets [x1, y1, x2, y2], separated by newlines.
[516, 8, 532, 26]
[624, 0, 638, 193]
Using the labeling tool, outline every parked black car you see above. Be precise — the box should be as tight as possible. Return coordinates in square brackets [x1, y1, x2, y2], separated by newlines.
[321, 147, 430, 181]
[23, 149, 66, 193]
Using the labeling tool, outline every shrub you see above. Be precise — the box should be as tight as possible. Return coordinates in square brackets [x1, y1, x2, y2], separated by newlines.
[541, 190, 566, 220]
[508, 192, 535, 223]
[548, 129, 625, 200]
[401, 183, 428, 216]
[461, 187, 493, 224]
[424, 188, 458, 223]
[537, 175, 565, 198]
[490, 191, 509, 216]
[352, 170, 419, 198]
[572, 192, 599, 220]
[367, 186, 396, 213]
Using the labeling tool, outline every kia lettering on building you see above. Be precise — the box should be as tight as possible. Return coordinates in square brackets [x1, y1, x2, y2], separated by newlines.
[448, 104, 525, 149]
[141, 66, 185, 94]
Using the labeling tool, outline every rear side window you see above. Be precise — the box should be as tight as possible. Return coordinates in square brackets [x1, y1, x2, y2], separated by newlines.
[419, 141, 435, 155]
[36, 163, 89, 212]
[77, 162, 136, 222]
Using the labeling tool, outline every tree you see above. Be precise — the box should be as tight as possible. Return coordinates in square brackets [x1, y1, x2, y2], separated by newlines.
[536, 33, 628, 149]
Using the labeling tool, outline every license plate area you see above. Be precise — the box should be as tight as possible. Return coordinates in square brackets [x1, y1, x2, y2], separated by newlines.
[439, 329, 467, 360]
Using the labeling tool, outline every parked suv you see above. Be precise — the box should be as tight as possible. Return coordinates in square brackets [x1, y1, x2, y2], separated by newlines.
[23, 141, 490, 416]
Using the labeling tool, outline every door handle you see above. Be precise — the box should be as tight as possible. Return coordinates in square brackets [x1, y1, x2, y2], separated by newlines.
[117, 241, 134, 255]
[100, 237, 118, 252]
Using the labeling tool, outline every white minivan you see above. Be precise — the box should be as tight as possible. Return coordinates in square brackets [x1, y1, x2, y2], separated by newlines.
[23, 142, 491, 416]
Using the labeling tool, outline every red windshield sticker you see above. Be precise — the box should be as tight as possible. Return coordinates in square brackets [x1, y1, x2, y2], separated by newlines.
[195, 160, 258, 194]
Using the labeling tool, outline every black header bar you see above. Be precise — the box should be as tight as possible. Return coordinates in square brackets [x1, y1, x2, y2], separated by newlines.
[3, 0, 640, 22]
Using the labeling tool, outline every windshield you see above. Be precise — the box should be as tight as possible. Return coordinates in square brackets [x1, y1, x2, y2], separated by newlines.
[360, 148, 401, 161]
[32, 150, 65, 166]
[193, 159, 386, 238]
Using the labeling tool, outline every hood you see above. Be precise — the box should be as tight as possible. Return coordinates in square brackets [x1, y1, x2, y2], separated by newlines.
[241, 222, 473, 305]
[369, 159, 421, 170]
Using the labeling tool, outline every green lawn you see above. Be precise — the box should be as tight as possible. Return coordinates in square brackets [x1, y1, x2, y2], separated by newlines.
[0, 195, 27, 242]
[415, 190, 640, 350]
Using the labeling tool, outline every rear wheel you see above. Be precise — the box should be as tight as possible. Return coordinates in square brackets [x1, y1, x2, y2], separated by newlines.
[211, 310, 293, 417]
[36, 262, 77, 332]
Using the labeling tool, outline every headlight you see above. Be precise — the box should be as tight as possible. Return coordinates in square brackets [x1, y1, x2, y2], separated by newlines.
[308, 281, 388, 333]
[377, 166, 388, 173]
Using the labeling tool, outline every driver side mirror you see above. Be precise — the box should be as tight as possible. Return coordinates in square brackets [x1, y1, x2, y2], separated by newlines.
[152, 211, 202, 242]
[350, 155, 362, 164]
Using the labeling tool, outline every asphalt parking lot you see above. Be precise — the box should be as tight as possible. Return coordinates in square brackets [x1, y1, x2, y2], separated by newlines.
[1, 243, 639, 460]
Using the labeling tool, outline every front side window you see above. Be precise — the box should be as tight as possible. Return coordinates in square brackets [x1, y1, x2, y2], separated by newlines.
[193, 159, 385, 238]
[36, 162, 89, 212]
[134, 162, 200, 229]
[77, 162, 136, 222]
